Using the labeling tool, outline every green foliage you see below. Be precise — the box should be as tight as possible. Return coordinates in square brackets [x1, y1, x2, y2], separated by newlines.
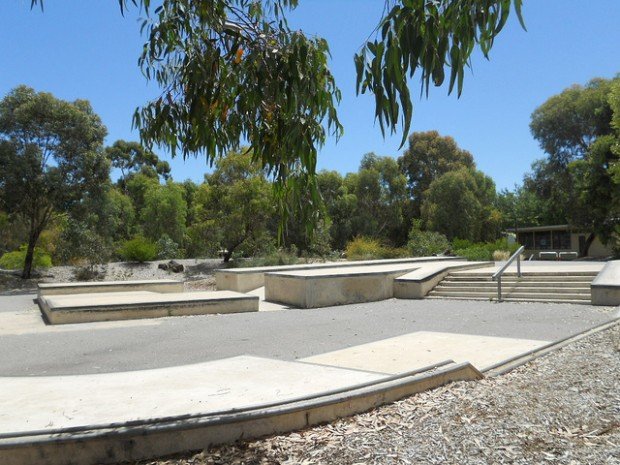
[407, 222, 450, 257]
[422, 168, 500, 242]
[345, 236, 408, 261]
[0, 245, 52, 270]
[195, 150, 275, 262]
[236, 248, 302, 268]
[141, 181, 187, 245]
[106, 140, 170, 189]
[453, 238, 519, 261]
[355, 0, 524, 146]
[398, 131, 475, 219]
[0, 85, 108, 277]
[119, 236, 158, 263]
[57, 219, 112, 267]
[156, 234, 182, 260]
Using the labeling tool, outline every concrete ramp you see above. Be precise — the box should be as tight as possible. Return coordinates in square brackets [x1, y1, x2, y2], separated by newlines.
[39, 290, 259, 324]
[301, 331, 550, 373]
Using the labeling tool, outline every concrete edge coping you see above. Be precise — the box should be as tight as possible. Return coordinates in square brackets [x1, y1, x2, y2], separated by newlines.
[483, 314, 620, 377]
[394, 261, 494, 283]
[590, 260, 620, 288]
[38, 280, 183, 289]
[215, 257, 460, 275]
[264, 265, 424, 280]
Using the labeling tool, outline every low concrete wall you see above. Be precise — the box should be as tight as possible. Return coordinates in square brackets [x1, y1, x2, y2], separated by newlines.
[39, 291, 258, 324]
[393, 262, 493, 299]
[591, 260, 620, 306]
[216, 257, 458, 292]
[38, 280, 184, 298]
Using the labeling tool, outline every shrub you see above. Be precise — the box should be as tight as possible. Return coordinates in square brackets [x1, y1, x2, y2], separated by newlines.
[236, 248, 302, 268]
[119, 236, 158, 263]
[345, 236, 407, 260]
[492, 250, 510, 261]
[407, 227, 450, 257]
[345, 237, 385, 260]
[0, 245, 52, 270]
[453, 238, 519, 261]
[156, 234, 182, 260]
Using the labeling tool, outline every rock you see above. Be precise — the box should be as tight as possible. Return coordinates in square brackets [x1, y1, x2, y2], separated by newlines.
[168, 260, 184, 273]
[159, 260, 184, 273]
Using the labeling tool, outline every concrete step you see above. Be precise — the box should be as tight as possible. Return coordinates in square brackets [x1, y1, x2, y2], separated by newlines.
[450, 271, 598, 277]
[425, 296, 592, 305]
[437, 281, 591, 289]
[434, 285, 590, 294]
[444, 276, 594, 283]
[428, 290, 590, 300]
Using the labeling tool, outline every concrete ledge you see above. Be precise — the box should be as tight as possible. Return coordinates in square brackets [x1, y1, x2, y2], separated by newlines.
[0, 362, 482, 465]
[39, 291, 259, 324]
[264, 263, 426, 308]
[216, 257, 458, 292]
[38, 280, 184, 298]
[591, 260, 620, 306]
[393, 261, 493, 299]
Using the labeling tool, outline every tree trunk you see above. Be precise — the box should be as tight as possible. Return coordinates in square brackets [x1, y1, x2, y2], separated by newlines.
[582, 232, 596, 257]
[223, 251, 233, 263]
[22, 233, 38, 279]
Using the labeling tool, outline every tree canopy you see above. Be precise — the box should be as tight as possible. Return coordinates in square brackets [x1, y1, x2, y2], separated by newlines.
[0, 85, 109, 277]
[29, 0, 525, 232]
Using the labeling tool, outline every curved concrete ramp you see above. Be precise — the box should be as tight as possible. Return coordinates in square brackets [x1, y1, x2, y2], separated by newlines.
[0, 356, 481, 465]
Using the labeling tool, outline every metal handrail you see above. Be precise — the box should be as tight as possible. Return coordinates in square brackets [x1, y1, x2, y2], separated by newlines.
[492, 245, 525, 302]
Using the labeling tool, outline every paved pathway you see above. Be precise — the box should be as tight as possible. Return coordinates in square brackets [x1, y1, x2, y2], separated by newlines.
[0, 293, 616, 376]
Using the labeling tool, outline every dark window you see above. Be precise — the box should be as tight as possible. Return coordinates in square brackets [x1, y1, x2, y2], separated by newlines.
[518, 232, 534, 249]
[534, 231, 552, 250]
[552, 231, 571, 250]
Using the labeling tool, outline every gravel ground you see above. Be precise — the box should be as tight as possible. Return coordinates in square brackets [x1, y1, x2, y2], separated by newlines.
[136, 322, 620, 465]
[0, 259, 224, 294]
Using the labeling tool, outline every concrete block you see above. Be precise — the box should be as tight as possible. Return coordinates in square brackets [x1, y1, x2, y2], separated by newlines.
[216, 257, 459, 292]
[264, 263, 424, 308]
[591, 260, 620, 306]
[39, 291, 259, 324]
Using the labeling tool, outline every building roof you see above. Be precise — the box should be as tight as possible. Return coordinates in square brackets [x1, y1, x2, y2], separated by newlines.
[505, 224, 573, 233]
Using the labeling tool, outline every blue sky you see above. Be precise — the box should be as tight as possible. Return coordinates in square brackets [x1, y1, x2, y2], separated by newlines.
[1, 0, 619, 190]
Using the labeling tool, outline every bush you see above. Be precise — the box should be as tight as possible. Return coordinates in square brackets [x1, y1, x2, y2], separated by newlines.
[236, 248, 302, 268]
[492, 250, 510, 261]
[345, 236, 407, 260]
[0, 245, 52, 270]
[407, 227, 450, 257]
[156, 234, 183, 260]
[119, 236, 158, 263]
[453, 238, 519, 261]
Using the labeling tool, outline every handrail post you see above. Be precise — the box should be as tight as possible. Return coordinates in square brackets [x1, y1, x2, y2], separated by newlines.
[492, 245, 525, 303]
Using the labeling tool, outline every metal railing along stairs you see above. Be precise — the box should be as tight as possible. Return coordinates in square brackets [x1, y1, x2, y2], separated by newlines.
[492, 245, 525, 302]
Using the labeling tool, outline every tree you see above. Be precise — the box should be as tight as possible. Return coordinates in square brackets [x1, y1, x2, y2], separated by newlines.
[421, 168, 499, 242]
[316, 170, 356, 251]
[194, 150, 275, 262]
[0, 86, 108, 278]
[105, 140, 171, 190]
[30, 0, 524, 232]
[398, 130, 475, 219]
[527, 76, 620, 255]
[346, 153, 407, 245]
[141, 181, 188, 246]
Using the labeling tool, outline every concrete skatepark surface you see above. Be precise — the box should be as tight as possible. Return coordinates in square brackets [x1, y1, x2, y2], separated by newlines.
[0, 293, 615, 376]
[1, 259, 618, 465]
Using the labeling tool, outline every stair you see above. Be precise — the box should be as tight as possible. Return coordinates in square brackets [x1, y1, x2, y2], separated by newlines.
[427, 271, 598, 304]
